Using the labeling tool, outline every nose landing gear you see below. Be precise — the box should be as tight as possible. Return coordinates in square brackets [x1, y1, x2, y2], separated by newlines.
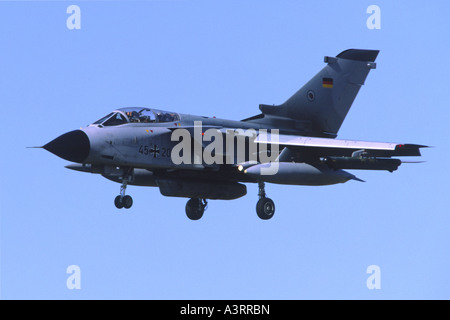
[114, 172, 133, 209]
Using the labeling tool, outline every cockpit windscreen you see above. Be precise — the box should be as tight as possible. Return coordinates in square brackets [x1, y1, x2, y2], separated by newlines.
[91, 108, 180, 126]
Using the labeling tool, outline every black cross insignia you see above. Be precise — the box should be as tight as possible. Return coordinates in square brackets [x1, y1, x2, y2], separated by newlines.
[150, 144, 160, 158]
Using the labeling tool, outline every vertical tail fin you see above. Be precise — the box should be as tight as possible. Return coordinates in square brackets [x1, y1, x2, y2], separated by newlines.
[259, 49, 379, 136]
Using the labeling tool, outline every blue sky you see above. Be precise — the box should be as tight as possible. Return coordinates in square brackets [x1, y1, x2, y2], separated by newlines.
[1, 0, 449, 299]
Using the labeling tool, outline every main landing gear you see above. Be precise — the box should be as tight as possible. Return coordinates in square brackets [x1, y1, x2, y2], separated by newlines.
[256, 181, 275, 220]
[114, 175, 133, 209]
[183, 183, 274, 220]
[185, 198, 208, 220]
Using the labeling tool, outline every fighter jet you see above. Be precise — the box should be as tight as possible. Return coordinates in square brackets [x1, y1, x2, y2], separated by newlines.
[40, 49, 427, 220]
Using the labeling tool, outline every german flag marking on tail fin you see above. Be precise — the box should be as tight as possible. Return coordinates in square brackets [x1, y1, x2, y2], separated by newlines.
[322, 77, 333, 88]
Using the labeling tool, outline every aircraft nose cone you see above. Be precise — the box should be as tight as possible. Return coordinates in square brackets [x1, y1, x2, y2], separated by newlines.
[44, 130, 90, 163]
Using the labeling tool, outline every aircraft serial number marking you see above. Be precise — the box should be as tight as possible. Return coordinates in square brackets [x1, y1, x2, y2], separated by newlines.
[138, 145, 171, 158]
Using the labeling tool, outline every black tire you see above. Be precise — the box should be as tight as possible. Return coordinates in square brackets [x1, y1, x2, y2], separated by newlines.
[114, 195, 124, 209]
[185, 198, 204, 220]
[256, 197, 275, 220]
[122, 195, 133, 209]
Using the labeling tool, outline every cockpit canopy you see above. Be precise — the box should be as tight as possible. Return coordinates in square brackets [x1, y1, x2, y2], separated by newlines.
[92, 107, 180, 127]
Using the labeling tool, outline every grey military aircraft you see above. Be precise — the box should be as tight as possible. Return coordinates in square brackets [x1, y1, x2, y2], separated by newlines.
[40, 49, 426, 220]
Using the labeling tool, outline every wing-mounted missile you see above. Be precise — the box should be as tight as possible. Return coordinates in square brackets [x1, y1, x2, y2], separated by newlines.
[323, 157, 402, 172]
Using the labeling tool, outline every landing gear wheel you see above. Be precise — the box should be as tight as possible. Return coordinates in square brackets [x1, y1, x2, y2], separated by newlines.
[185, 198, 207, 220]
[114, 195, 124, 209]
[256, 181, 275, 220]
[256, 197, 275, 220]
[122, 195, 133, 209]
[114, 195, 133, 209]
